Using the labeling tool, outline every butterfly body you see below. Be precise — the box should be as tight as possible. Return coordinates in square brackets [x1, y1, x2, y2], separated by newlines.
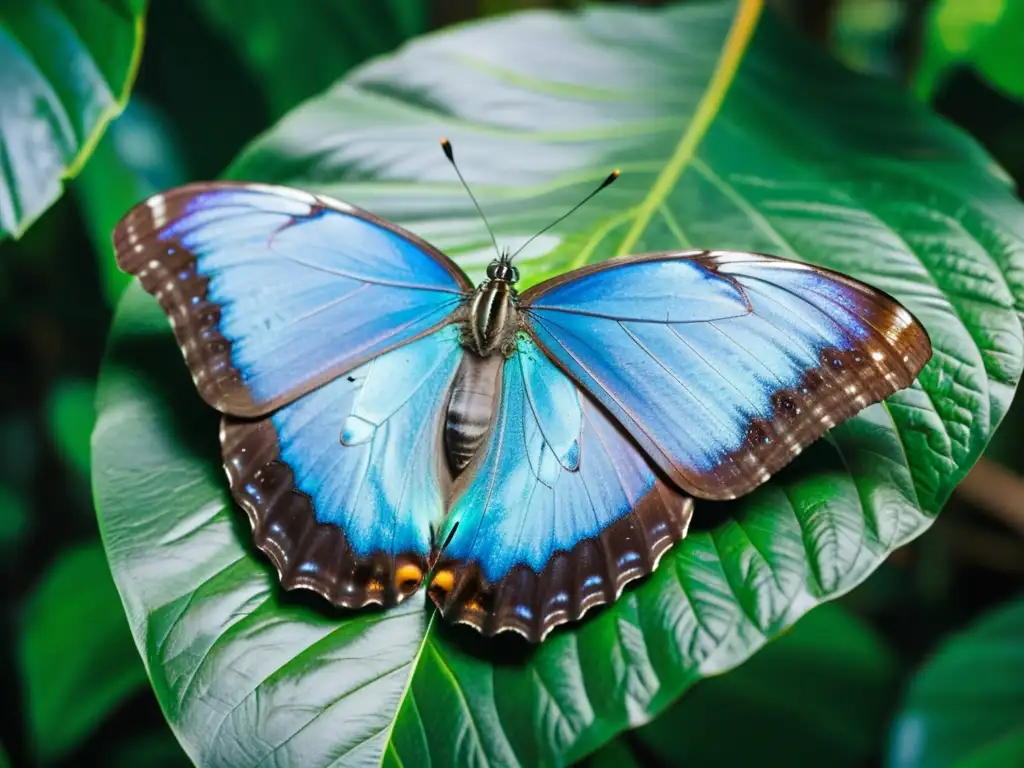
[444, 352, 503, 475]
[464, 260, 521, 357]
[113, 180, 932, 642]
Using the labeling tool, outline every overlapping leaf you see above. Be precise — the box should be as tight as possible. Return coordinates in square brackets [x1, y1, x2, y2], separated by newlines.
[18, 543, 147, 762]
[592, 604, 899, 767]
[888, 594, 1024, 768]
[0, 0, 146, 240]
[93, 1, 1024, 765]
[917, 0, 1024, 100]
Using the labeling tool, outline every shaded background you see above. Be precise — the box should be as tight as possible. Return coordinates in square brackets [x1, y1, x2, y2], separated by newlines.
[1, 0, 1022, 766]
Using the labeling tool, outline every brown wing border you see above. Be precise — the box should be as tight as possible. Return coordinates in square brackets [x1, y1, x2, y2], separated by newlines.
[220, 414, 431, 608]
[427, 359, 695, 643]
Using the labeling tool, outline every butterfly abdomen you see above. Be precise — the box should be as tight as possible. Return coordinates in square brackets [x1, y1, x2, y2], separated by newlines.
[444, 354, 503, 475]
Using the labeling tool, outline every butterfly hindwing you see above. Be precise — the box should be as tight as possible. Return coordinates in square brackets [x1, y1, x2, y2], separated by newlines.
[429, 334, 694, 642]
[113, 182, 472, 417]
[521, 250, 932, 500]
[222, 325, 464, 607]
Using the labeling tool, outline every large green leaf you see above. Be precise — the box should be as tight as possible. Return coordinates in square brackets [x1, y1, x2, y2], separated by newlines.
[93, 1, 1024, 765]
[192, 0, 426, 117]
[0, 0, 146, 240]
[887, 593, 1024, 768]
[596, 603, 899, 767]
[916, 0, 1024, 101]
[18, 541, 147, 762]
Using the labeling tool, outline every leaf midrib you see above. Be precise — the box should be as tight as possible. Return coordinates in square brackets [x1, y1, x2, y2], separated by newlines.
[378, 612, 437, 767]
[615, 0, 765, 257]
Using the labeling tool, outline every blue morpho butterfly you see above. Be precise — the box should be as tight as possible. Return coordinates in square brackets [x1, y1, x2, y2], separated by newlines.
[113, 139, 932, 642]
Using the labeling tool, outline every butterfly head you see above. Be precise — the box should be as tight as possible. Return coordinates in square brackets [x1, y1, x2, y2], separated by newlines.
[486, 254, 520, 285]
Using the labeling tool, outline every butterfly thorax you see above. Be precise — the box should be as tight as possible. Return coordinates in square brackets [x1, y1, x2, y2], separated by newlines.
[465, 274, 520, 358]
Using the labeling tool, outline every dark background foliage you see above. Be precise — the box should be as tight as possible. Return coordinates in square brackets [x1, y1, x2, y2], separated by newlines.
[1, 1, 1022, 766]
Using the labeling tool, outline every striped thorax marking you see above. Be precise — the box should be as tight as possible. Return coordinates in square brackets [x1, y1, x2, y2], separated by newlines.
[467, 278, 519, 357]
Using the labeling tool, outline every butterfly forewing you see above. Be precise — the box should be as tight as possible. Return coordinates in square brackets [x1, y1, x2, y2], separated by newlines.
[113, 181, 472, 417]
[520, 250, 932, 500]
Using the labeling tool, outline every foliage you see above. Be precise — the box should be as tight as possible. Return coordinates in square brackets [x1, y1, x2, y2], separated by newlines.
[45, 378, 96, 477]
[0, 0, 146, 241]
[888, 592, 1024, 768]
[917, 0, 1024, 100]
[590, 603, 899, 767]
[90, 1, 1024, 765]
[0, 0, 1019, 766]
[192, 0, 428, 117]
[832, 0, 906, 78]
[636, 604, 899, 766]
[0, 483, 28, 554]
[75, 98, 189, 305]
[17, 542, 147, 762]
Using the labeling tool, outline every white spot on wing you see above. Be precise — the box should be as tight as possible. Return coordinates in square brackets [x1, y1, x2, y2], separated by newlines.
[147, 194, 167, 227]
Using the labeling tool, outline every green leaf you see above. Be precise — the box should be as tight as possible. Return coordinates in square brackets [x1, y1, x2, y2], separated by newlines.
[831, 0, 906, 78]
[93, 1, 1024, 765]
[887, 594, 1024, 768]
[18, 541, 148, 762]
[916, 0, 1024, 101]
[75, 98, 189, 305]
[45, 377, 96, 477]
[192, 0, 427, 117]
[0, 482, 29, 552]
[632, 603, 898, 766]
[0, 0, 147, 241]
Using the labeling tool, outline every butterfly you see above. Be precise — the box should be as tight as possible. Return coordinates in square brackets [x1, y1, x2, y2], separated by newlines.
[112, 139, 932, 642]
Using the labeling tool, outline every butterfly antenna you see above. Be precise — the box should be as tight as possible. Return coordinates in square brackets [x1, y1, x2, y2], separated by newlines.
[440, 138, 502, 258]
[508, 169, 620, 261]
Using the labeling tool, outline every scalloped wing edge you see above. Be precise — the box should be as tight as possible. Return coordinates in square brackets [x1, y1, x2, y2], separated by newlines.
[220, 416, 429, 608]
[427, 483, 694, 642]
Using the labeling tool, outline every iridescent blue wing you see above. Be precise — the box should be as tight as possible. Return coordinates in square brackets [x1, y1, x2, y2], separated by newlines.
[429, 335, 693, 641]
[222, 326, 463, 607]
[521, 250, 932, 500]
[113, 181, 472, 417]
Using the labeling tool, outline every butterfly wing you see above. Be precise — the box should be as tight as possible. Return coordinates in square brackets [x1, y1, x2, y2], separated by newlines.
[113, 181, 472, 417]
[520, 250, 932, 500]
[429, 335, 693, 642]
[222, 326, 464, 606]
